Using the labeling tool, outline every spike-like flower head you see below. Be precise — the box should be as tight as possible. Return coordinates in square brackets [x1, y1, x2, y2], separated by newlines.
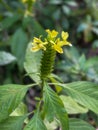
[31, 29, 72, 80]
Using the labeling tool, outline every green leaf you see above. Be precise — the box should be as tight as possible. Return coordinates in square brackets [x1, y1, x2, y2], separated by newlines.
[49, 0, 62, 4]
[86, 56, 98, 69]
[69, 118, 95, 130]
[62, 5, 70, 15]
[24, 42, 42, 83]
[65, 1, 78, 7]
[10, 102, 28, 116]
[31, 18, 46, 37]
[1, 13, 21, 30]
[92, 40, 98, 48]
[60, 95, 88, 114]
[78, 54, 86, 70]
[92, 27, 98, 35]
[11, 28, 28, 71]
[0, 51, 16, 65]
[24, 111, 47, 130]
[10, 102, 28, 124]
[0, 84, 28, 122]
[0, 116, 26, 130]
[43, 82, 69, 130]
[59, 81, 98, 114]
[64, 47, 80, 64]
[22, 17, 46, 37]
[77, 23, 88, 32]
[44, 119, 58, 130]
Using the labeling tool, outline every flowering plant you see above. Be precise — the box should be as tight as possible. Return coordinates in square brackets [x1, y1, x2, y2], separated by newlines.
[0, 30, 97, 130]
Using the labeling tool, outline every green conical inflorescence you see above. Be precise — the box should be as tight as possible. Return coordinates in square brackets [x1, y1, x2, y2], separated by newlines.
[31, 29, 71, 82]
[40, 43, 56, 80]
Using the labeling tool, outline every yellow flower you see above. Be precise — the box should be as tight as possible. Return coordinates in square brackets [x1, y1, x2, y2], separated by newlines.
[31, 37, 47, 52]
[31, 30, 72, 53]
[52, 39, 63, 53]
[46, 29, 58, 39]
[61, 31, 72, 46]
[62, 31, 69, 40]
[53, 31, 72, 53]
[53, 44, 63, 53]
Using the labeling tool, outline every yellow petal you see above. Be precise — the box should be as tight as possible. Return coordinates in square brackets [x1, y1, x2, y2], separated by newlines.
[63, 41, 72, 46]
[51, 30, 58, 38]
[46, 29, 58, 38]
[57, 41, 64, 47]
[53, 44, 63, 53]
[33, 37, 41, 43]
[57, 41, 72, 47]
[31, 46, 40, 52]
[46, 29, 50, 32]
[50, 40, 55, 44]
[46, 29, 51, 35]
[42, 46, 46, 51]
[43, 41, 48, 45]
[66, 42, 72, 46]
[39, 44, 46, 50]
[61, 31, 69, 40]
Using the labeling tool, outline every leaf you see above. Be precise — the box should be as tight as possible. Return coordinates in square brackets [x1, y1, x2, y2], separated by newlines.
[10, 102, 28, 124]
[64, 47, 80, 64]
[10, 102, 28, 116]
[59, 81, 98, 114]
[24, 111, 47, 130]
[92, 40, 98, 48]
[1, 13, 21, 30]
[11, 28, 28, 71]
[49, 74, 63, 93]
[0, 84, 28, 122]
[69, 118, 95, 130]
[0, 116, 26, 130]
[92, 27, 98, 35]
[22, 17, 46, 37]
[44, 119, 58, 130]
[49, 0, 62, 4]
[0, 51, 16, 65]
[65, 1, 78, 7]
[24, 42, 42, 83]
[62, 5, 70, 15]
[43, 82, 69, 130]
[31, 18, 46, 37]
[78, 54, 86, 70]
[77, 23, 88, 32]
[86, 56, 98, 69]
[44, 118, 95, 130]
[60, 95, 88, 114]
[93, 21, 98, 26]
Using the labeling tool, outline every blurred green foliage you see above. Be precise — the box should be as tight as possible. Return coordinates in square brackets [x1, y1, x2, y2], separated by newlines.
[0, 0, 98, 128]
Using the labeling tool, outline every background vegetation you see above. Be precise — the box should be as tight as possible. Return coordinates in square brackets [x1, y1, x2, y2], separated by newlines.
[0, 0, 98, 129]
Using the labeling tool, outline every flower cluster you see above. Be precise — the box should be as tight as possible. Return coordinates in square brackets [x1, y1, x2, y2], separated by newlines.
[31, 29, 72, 53]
